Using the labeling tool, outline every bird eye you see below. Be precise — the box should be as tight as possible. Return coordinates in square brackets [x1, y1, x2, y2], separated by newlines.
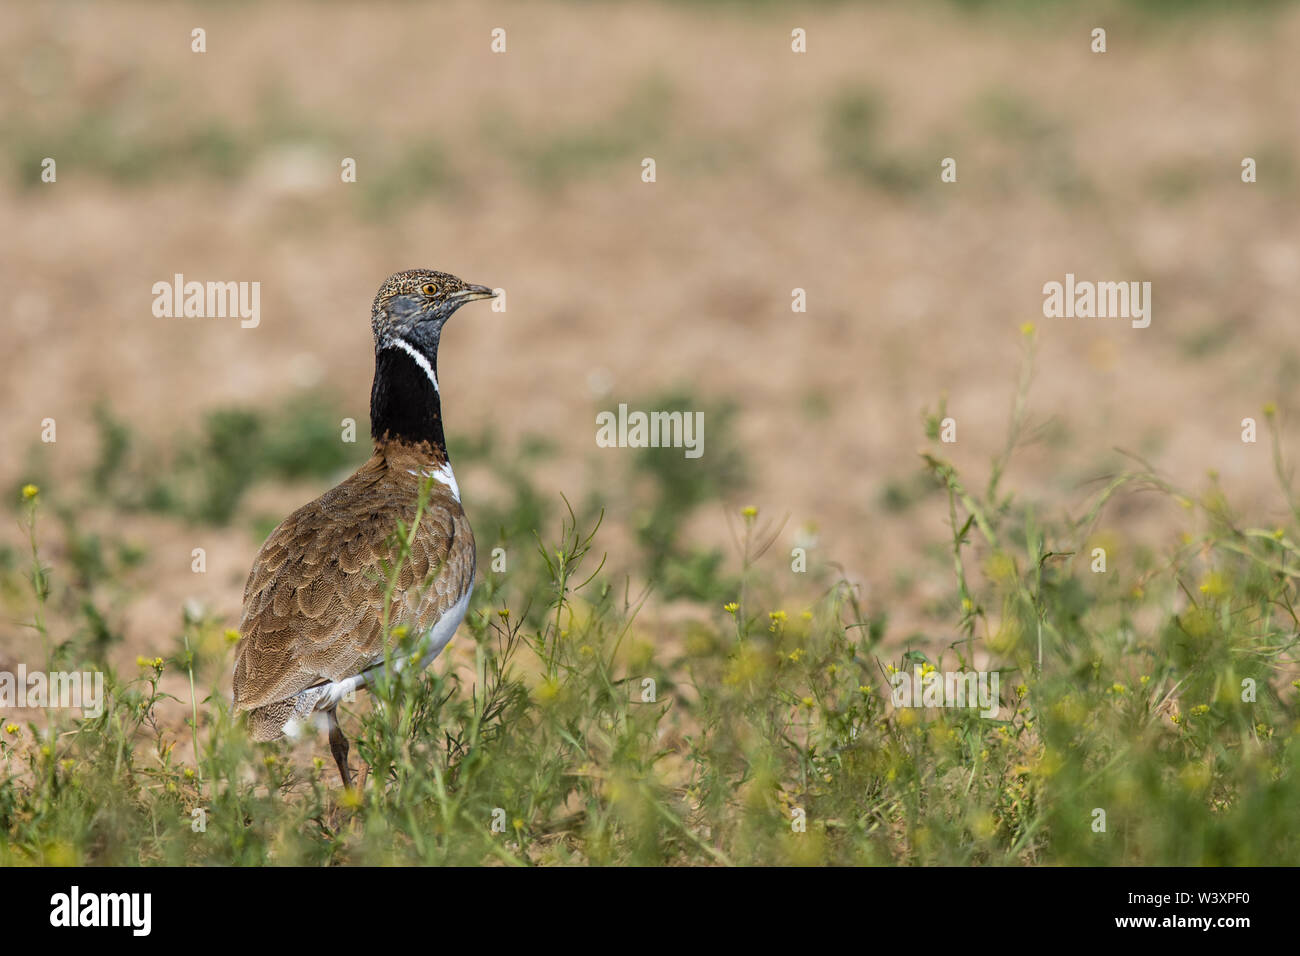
[421, 282, 439, 296]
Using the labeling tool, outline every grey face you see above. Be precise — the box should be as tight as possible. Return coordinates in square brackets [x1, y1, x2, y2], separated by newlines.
[371, 270, 496, 354]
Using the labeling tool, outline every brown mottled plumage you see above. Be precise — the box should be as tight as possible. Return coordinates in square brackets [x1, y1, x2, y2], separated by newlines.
[232, 269, 494, 786]
[233, 443, 473, 729]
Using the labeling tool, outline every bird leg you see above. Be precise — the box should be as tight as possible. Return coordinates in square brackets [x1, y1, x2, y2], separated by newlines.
[326, 706, 353, 789]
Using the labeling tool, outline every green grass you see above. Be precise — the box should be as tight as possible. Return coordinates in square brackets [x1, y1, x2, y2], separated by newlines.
[3, 336, 1300, 864]
[81, 394, 366, 526]
[825, 88, 929, 196]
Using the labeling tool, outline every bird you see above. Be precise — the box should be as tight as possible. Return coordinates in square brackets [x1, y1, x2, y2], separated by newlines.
[232, 268, 495, 787]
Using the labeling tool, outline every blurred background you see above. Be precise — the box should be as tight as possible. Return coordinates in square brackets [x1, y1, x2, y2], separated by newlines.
[2, 0, 1299, 690]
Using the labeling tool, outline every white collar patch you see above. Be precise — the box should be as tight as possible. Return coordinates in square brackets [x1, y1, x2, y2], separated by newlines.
[407, 461, 460, 502]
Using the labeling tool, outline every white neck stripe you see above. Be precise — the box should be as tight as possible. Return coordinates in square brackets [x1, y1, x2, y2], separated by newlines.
[387, 338, 438, 393]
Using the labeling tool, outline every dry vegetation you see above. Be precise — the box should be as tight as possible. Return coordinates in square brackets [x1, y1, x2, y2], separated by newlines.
[2, 0, 1299, 864]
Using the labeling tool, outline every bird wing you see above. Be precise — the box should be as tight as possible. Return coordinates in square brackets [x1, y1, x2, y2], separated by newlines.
[232, 455, 474, 712]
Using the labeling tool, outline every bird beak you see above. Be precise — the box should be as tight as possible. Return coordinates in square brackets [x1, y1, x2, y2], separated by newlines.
[456, 284, 497, 302]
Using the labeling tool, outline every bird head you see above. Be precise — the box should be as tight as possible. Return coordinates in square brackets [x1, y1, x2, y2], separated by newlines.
[371, 269, 496, 353]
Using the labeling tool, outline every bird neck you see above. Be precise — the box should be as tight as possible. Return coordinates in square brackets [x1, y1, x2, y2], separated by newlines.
[370, 339, 448, 460]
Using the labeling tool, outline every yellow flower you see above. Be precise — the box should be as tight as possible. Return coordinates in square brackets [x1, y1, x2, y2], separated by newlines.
[984, 551, 1017, 585]
[534, 677, 562, 705]
[45, 842, 76, 866]
[723, 602, 738, 614]
[224, 628, 241, 644]
[725, 645, 769, 686]
[787, 648, 804, 662]
[1111, 683, 1127, 695]
[1263, 401, 1277, 417]
[497, 608, 510, 618]
[1198, 572, 1227, 597]
[1179, 763, 1211, 792]
[1020, 321, 1036, 337]
[1189, 704, 1210, 717]
[800, 696, 815, 709]
[183, 768, 195, 779]
[5, 723, 19, 734]
[21, 484, 39, 500]
[741, 506, 758, 519]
